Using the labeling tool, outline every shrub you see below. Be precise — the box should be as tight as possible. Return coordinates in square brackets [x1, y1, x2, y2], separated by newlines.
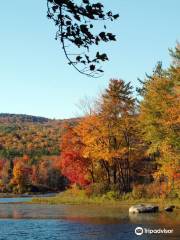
[102, 191, 119, 200]
[85, 183, 110, 197]
[120, 192, 134, 201]
[145, 182, 172, 199]
[132, 184, 147, 199]
[167, 189, 179, 199]
[132, 182, 174, 199]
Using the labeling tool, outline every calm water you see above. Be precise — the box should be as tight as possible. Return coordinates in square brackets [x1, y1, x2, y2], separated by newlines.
[0, 199, 179, 240]
[0, 197, 32, 203]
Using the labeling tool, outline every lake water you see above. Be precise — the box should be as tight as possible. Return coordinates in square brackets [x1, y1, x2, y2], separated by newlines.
[0, 198, 179, 240]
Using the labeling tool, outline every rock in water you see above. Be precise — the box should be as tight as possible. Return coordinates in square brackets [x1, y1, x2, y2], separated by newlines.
[129, 204, 159, 213]
[164, 206, 175, 212]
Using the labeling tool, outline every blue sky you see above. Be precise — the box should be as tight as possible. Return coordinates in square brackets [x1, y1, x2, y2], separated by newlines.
[0, 0, 179, 119]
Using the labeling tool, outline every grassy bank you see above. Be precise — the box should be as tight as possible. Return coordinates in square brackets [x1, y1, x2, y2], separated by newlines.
[32, 189, 180, 208]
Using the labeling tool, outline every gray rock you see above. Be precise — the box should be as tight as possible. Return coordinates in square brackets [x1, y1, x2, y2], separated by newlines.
[129, 204, 159, 213]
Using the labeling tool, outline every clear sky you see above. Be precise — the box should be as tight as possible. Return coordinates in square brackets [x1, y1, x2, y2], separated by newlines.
[0, 0, 179, 119]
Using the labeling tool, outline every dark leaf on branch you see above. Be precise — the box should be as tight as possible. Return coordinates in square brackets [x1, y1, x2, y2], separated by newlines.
[107, 33, 116, 41]
[107, 11, 112, 17]
[47, 0, 119, 77]
[74, 14, 81, 21]
[113, 14, 119, 19]
[76, 56, 82, 61]
[52, 5, 58, 12]
[83, 0, 89, 4]
[96, 52, 108, 61]
[99, 32, 107, 41]
[97, 69, 104, 73]
[95, 37, 100, 45]
[90, 64, 95, 71]
[66, 21, 71, 25]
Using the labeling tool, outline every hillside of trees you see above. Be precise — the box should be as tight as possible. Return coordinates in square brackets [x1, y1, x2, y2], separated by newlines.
[0, 114, 77, 193]
[0, 113, 50, 124]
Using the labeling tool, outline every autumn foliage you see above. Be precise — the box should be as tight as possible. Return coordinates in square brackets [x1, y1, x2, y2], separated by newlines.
[59, 45, 180, 198]
[0, 45, 179, 198]
[60, 125, 90, 186]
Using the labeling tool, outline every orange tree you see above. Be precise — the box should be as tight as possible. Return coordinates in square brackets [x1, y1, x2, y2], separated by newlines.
[75, 79, 142, 192]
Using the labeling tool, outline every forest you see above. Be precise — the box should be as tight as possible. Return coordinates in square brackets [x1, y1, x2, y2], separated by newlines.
[0, 114, 77, 193]
[0, 46, 179, 200]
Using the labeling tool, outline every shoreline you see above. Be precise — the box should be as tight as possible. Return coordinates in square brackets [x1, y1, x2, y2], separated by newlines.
[31, 198, 180, 208]
[1, 191, 179, 209]
[0, 192, 58, 198]
[31, 190, 180, 208]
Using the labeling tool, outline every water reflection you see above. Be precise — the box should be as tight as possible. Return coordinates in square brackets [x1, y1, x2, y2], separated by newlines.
[0, 200, 179, 240]
[0, 219, 179, 240]
[129, 211, 180, 225]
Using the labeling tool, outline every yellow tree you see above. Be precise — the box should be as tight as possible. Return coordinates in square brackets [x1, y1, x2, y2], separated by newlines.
[12, 161, 32, 193]
[139, 52, 180, 189]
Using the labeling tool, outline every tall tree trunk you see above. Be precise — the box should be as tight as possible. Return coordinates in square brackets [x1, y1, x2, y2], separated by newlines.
[113, 164, 117, 184]
[117, 159, 126, 192]
[89, 161, 95, 183]
[101, 160, 111, 185]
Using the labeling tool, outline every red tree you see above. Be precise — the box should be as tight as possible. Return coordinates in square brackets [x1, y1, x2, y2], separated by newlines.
[60, 151, 90, 186]
[60, 125, 90, 186]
